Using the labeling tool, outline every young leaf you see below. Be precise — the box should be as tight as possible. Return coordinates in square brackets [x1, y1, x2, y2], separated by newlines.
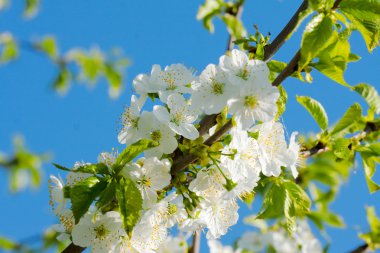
[96, 181, 117, 211]
[361, 153, 380, 193]
[299, 13, 334, 69]
[70, 176, 107, 223]
[312, 31, 351, 86]
[353, 83, 380, 114]
[72, 163, 110, 175]
[113, 139, 157, 174]
[115, 178, 143, 235]
[340, 0, 380, 52]
[297, 96, 329, 130]
[24, 0, 39, 18]
[331, 138, 352, 159]
[257, 179, 311, 233]
[221, 13, 247, 40]
[197, 0, 224, 33]
[330, 103, 364, 137]
[275, 85, 288, 120]
[35, 36, 58, 59]
[359, 206, 380, 250]
[0, 236, 18, 250]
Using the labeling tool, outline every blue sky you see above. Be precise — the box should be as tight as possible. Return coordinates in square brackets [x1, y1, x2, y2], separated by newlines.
[0, 0, 379, 252]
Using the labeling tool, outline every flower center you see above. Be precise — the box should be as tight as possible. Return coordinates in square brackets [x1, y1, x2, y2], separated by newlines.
[244, 96, 257, 109]
[237, 66, 250, 80]
[150, 130, 162, 142]
[211, 80, 224, 95]
[167, 203, 177, 215]
[171, 111, 183, 125]
[94, 224, 109, 240]
[139, 177, 152, 187]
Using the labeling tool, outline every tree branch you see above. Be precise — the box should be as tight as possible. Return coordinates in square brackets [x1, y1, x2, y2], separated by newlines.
[188, 231, 201, 253]
[61, 243, 85, 253]
[263, 1, 308, 61]
[349, 243, 369, 253]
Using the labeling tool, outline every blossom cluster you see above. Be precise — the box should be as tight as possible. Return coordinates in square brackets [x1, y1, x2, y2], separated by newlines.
[209, 221, 322, 253]
[49, 49, 314, 252]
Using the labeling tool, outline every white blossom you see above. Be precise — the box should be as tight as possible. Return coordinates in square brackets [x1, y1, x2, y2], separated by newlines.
[191, 64, 235, 115]
[128, 157, 171, 208]
[228, 81, 279, 129]
[199, 198, 239, 239]
[49, 175, 65, 215]
[118, 95, 145, 145]
[71, 211, 123, 253]
[154, 64, 195, 103]
[143, 192, 187, 228]
[156, 236, 187, 253]
[153, 93, 199, 140]
[237, 231, 268, 252]
[250, 121, 289, 177]
[219, 49, 270, 85]
[208, 240, 240, 253]
[285, 131, 301, 178]
[139, 111, 178, 158]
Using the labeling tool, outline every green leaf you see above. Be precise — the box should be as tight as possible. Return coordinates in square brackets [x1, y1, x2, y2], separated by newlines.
[104, 64, 123, 98]
[0, 236, 18, 250]
[340, 0, 380, 52]
[300, 13, 334, 69]
[348, 53, 361, 62]
[257, 181, 286, 219]
[353, 83, 380, 114]
[312, 31, 351, 86]
[330, 103, 364, 137]
[221, 13, 247, 39]
[73, 163, 110, 175]
[35, 36, 58, 59]
[0, 33, 18, 64]
[308, 0, 334, 11]
[197, 0, 224, 33]
[96, 181, 117, 211]
[52, 66, 71, 94]
[116, 178, 143, 235]
[275, 85, 288, 120]
[331, 138, 352, 159]
[113, 139, 157, 174]
[70, 176, 107, 223]
[24, 0, 39, 18]
[359, 206, 380, 250]
[257, 179, 311, 233]
[297, 95, 329, 130]
[53, 163, 72, 172]
[361, 153, 380, 193]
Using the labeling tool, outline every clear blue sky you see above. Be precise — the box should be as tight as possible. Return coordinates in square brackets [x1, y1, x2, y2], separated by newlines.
[0, 0, 379, 252]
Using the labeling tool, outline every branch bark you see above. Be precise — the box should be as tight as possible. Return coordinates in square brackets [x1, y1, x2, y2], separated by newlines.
[263, 1, 308, 61]
[188, 231, 201, 253]
[349, 243, 369, 253]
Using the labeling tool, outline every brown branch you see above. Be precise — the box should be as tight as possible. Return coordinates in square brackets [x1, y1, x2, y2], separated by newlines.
[188, 231, 201, 253]
[61, 243, 85, 253]
[263, 1, 308, 61]
[301, 121, 380, 158]
[272, 50, 301, 87]
[349, 243, 369, 253]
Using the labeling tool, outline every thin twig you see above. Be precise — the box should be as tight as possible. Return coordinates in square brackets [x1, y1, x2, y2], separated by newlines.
[226, 3, 244, 51]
